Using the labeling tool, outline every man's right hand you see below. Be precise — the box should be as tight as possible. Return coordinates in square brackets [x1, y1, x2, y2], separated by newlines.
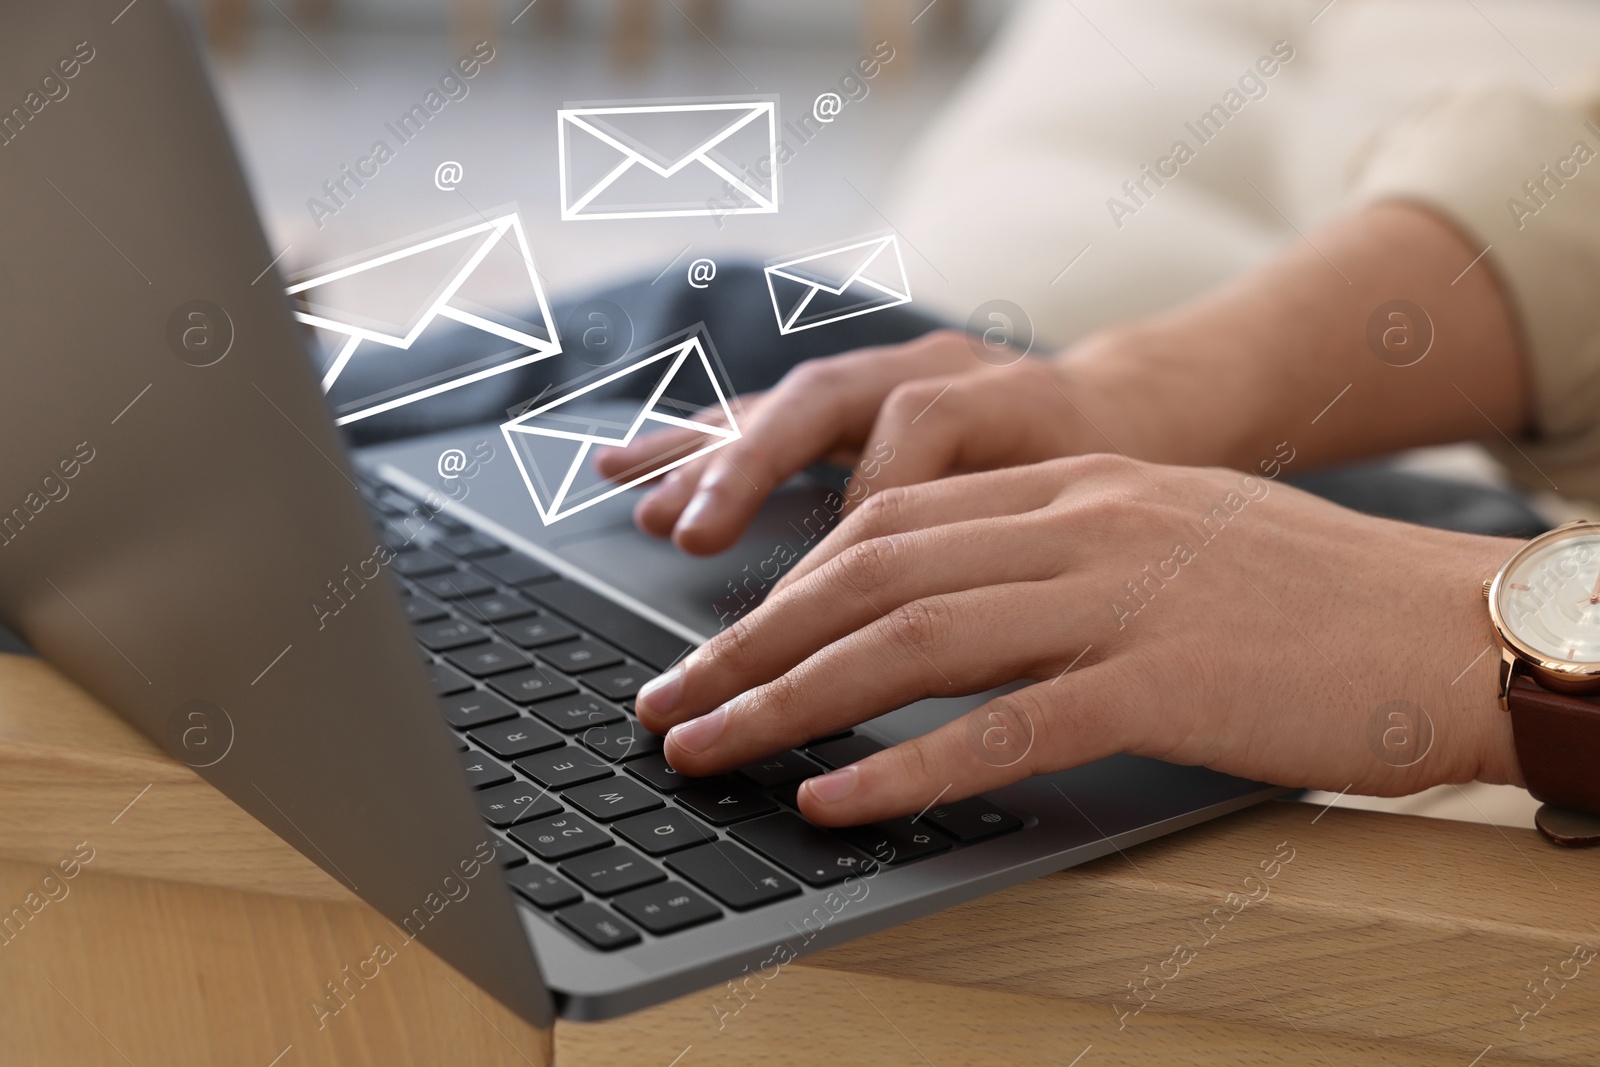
[592, 329, 1146, 555]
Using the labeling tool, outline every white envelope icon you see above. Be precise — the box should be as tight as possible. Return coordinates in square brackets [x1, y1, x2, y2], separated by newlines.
[764, 234, 913, 335]
[501, 329, 740, 525]
[286, 213, 561, 425]
[557, 101, 778, 221]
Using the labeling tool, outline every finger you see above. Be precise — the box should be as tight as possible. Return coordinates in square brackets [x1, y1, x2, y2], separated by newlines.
[632, 461, 709, 538]
[660, 581, 1091, 777]
[635, 511, 1065, 733]
[794, 671, 1132, 826]
[773, 463, 1065, 596]
[670, 337, 977, 555]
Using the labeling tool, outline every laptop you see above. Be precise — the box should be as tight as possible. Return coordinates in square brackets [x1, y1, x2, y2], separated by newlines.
[0, 0, 1282, 1052]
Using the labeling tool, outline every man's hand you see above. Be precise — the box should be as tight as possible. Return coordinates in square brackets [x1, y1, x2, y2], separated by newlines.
[634, 455, 1522, 826]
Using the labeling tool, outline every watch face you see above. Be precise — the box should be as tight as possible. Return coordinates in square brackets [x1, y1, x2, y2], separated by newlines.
[1497, 529, 1600, 664]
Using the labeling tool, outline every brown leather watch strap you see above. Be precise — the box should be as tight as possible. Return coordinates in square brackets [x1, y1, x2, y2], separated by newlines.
[1507, 676, 1600, 813]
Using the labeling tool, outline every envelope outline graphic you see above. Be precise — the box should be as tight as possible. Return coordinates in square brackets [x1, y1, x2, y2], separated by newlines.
[286, 213, 561, 425]
[763, 234, 913, 335]
[501, 333, 740, 525]
[557, 101, 779, 221]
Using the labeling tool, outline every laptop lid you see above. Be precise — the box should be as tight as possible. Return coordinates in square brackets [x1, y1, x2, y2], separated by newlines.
[0, 1, 553, 1048]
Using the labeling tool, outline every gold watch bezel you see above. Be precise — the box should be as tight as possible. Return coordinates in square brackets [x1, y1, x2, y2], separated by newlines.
[1488, 520, 1600, 702]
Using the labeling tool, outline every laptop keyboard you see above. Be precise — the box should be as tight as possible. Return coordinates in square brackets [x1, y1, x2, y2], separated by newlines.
[359, 476, 1023, 952]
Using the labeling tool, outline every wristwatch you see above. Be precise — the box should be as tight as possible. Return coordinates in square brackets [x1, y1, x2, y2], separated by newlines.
[1486, 520, 1600, 844]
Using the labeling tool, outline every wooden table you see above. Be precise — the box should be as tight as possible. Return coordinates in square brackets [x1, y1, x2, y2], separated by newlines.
[1, 651, 1595, 1066]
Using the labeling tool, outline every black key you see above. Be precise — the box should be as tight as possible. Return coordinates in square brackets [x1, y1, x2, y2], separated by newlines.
[554, 902, 640, 950]
[391, 549, 455, 578]
[468, 716, 565, 759]
[836, 818, 952, 865]
[612, 881, 720, 935]
[497, 615, 581, 649]
[414, 618, 490, 652]
[475, 553, 558, 587]
[737, 750, 823, 788]
[507, 863, 582, 910]
[579, 720, 664, 763]
[488, 665, 578, 705]
[514, 746, 613, 789]
[729, 812, 876, 887]
[665, 842, 800, 911]
[437, 532, 506, 559]
[526, 693, 624, 733]
[401, 594, 449, 623]
[475, 781, 562, 827]
[624, 753, 689, 793]
[491, 837, 528, 868]
[582, 663, 650, 701]
[614, 808, 716, 855]
[527, 579, 693, 670]
[457, 592, 539, 624]
[378, 518, 427, 553]
[537, 638, 624, 674]
[509, 812, 611, 861]
[445, 643, 535, 678]
[563, 777, 663, 821]
[428, 662, 475, 696]
[416, 569, 497, 600]
[459, 750, 514, 790]
[675, 779, 778, 826]
[439, 690, 521, 730]
[919, 797, 1023, 843]
[559, 845, 664, 896]
[807, 734, 886, 770]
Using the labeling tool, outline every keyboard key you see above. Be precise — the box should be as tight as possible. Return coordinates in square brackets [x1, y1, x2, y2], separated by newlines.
[514, 746, 613, 789]
[675, 779, 779, 826]
[580, 663, 650, 701]
[439, 690, 521, 730]
[559, 845, 664, 896]
[401, 594, 449, 623]
[416, 569, 497, 600]
[563, 777, 663, 822]
[414, 619, 490, 652]
[737, 750, 823, 789]
[475, 553, 558, 587]
[526, 693, 624, 733]
[614, 808, 716, 855]
[729, 812, 876, 887]
[807, 734, 886, 770]
[510, 813, 612, 861]
[497, 616, 580, 649]
[527, 580, 693, 671]
[437, 532, 506, 559]
[665, 842, 800, 911]
[475, 781, 562, 827]
[458, 592, 539, 624]
[507, 863, 582, 909]
[428, 662, 475, 696]
[488, 665, 578, 705]
[836, 818, 952, 865]
[554, 901, 640, 950]
[612, 881, 720, 935]
[537, 638, 624, 674]
[579, 720, 664, 763]
[459, 751, 514, 790]
[919, 797, 1023, 843]
[468, 716, 565, 759]
[624, 753, 689, 793]
[391, 549, 455, 578]
[445, 643, 535, 678]
[491, 837, 528, 868]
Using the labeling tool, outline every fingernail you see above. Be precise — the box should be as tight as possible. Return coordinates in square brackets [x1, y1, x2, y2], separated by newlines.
[667, 706, 726, 754]
[805, 765, 859, 803]
[678, 491, 713, 530]
[636, 666, 684, 717]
